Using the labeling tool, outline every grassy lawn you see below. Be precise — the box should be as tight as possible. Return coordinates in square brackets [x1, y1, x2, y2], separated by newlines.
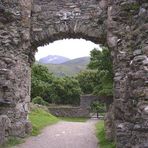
[59, 117, 89, 122]
[96, 120, 115, 148]
[29, 108, 59, 136]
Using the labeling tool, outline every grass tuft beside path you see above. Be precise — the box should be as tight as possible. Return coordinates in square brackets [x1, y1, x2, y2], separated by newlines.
[59, 117, 89, 122]
[0, 137, 24, 148]
[29, 108, 59, 136]
[96, 120, 115, 148]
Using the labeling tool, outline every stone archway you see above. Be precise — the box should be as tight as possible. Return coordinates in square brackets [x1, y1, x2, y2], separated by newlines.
[31, 0, 107, 47]
[0, 0, 148, 147]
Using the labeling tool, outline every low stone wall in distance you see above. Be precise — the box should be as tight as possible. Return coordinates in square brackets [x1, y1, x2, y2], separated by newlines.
[48, 106, 90, 118]
[48, 95, 108, 118]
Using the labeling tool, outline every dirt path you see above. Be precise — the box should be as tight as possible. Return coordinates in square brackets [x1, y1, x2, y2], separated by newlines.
[13, 119, 99, 148]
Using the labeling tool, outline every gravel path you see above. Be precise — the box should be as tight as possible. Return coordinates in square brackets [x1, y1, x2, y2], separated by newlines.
[13, 119, 99, 148]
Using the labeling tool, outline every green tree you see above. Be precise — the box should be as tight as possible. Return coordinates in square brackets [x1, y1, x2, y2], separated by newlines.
[31, 64, 81, 106]
[50, 78, 66, 104]
[31, 64, 53, 83]
[31, 64, 54, 103]
[51, 77, 81, 105]
[76, 70, 100, 94]
[88, 47, 113, 96]
[63, 77, 81, 105]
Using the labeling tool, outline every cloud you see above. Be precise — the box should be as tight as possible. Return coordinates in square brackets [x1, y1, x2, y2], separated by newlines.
[35, 39, 100, 61]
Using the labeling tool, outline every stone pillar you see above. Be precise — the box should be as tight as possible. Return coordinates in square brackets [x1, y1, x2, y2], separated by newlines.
[0, 116, 11, 144]
[107, 0, 148, 147]
[0, 0, 33, 144]
[104, 104, 115, 141]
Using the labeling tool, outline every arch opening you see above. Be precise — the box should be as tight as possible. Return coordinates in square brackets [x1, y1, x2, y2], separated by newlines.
[35, 38, 101, 62]
[32, 37, 113, 124]
[32, 36, 112, 98]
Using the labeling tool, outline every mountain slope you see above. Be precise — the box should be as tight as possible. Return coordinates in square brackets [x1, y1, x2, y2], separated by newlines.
[39, 55, 70, 64]
[42, 57, 90, 77]
[62, 57, 90, 66]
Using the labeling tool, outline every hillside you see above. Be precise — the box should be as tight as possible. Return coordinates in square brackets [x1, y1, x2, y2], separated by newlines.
[62, 57, 90, 66]
[42, 57, 90, 77]
[39, 55, 70, 64]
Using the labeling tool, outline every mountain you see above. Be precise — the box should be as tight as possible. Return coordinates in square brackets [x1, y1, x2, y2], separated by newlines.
[42, 56, 90, 77]
[38, 55, 70, 64]
[62, 57, 90, 66]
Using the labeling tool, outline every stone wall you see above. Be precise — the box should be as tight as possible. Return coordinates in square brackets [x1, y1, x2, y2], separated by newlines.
[107, 1, 148, 147]
[31, 0, 108, 47]
[104, 104, 115, 141]
[48, 95, 106, 118]
[48, 107, 89, 118]
[0, 0, 148, 147]
[0, 0, 33, 144]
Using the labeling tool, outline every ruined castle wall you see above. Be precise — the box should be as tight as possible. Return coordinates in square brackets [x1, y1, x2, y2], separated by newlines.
[31, 0, 108, 47]
[0, 0, 33, 144]
[0, 0, 147, 147]
[107, 0, 148, 147]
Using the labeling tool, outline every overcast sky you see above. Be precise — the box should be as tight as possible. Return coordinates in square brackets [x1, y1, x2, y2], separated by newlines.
[35, 39, 100, 60]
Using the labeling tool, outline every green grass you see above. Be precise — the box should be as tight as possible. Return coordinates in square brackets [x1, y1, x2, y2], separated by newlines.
[96, 121, 115, 148]
[29, 108, 59, 136]
[59, 117, 89, 122]
[0, 137, 24, 148]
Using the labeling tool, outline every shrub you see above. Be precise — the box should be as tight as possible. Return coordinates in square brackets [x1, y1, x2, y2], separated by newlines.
[32, 96, 49, 106]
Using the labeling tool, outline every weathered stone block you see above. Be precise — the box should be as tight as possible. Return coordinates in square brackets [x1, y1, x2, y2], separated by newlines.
[9, 122, 26, 138]
[104, 104, 115, 141]
[0, 115, 11, 145]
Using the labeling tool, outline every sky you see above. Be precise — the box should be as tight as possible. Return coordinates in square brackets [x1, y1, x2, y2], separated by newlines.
[35, 39, 100, 61]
